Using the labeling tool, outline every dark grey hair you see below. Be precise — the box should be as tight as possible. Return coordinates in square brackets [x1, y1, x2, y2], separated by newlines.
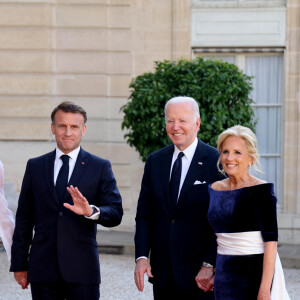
[51, 101, 87, 124]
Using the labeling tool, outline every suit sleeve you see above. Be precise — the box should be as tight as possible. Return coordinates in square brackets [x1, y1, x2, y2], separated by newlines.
[134, 156, 154, 260]
[203, 224, 218, 266]
[10, 161, 35, 272]
[96, 160, 123, 228]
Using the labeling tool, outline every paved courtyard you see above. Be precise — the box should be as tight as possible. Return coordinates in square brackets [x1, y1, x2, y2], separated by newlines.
[0, 251, 299, 300]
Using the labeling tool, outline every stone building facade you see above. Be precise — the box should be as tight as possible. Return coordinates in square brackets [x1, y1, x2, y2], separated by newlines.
[0, 0, 299, 243]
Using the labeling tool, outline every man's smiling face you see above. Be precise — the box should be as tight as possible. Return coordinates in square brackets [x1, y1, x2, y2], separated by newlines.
[165, 102, 200, 151]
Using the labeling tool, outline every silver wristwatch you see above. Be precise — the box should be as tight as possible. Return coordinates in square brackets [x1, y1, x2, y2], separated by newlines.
[202, 262, 214, 268]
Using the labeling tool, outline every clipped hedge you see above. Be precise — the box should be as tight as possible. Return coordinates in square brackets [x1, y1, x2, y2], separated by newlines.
[121, 57, 256, 162]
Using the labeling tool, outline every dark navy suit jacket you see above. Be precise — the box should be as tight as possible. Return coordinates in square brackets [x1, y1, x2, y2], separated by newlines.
[10, 148, 123, 284]
[135, 139, 221, 289]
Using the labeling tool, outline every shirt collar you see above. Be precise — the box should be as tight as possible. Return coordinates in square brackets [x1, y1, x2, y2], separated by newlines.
[173, 137, 198, 161]
[55, 146, 81, 162]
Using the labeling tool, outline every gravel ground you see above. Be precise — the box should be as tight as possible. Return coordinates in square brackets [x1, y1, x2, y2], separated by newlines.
[0, 251, 299, 300]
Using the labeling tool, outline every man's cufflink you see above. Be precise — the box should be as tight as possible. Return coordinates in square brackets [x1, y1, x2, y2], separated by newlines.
[202, 262, 214, 268]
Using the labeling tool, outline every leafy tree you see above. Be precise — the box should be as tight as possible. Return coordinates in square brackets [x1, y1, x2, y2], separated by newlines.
[121, 57, 255, 162]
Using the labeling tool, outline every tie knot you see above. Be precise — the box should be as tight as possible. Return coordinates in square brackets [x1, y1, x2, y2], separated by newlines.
[60, 155, 69, 164]
[178, 152, 184, 159]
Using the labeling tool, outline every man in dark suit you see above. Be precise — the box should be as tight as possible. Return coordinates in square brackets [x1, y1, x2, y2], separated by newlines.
[10, 101, 123, 300]
[134, 96, 221, 299]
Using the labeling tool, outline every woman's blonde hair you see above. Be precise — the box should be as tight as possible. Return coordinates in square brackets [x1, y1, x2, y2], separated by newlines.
[217, 125, 263, 175]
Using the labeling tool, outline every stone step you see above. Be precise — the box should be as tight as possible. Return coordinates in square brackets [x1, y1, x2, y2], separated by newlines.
[97, 230, 134, 255]
[278, 243, 300, 269]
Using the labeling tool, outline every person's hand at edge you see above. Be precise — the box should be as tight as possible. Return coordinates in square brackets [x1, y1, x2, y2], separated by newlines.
[14, 271, 29, 289]
[134, 258, 153, 292]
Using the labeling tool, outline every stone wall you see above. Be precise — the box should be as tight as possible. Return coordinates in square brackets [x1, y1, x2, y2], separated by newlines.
[0, 0, 191, 231]
[2, 0, 299, 243]
[279, 0, 300, 244]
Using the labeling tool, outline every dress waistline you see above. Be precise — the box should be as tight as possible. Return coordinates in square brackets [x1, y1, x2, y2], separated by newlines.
[216, 231, 264, 255]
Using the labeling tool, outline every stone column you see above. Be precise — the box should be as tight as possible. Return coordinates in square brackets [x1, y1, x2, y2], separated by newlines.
[284, 0, 300, 215]
[171, 0, 192, 60]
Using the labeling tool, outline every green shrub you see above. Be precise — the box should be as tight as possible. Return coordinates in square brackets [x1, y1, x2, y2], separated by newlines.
[121, 57, 255, 162]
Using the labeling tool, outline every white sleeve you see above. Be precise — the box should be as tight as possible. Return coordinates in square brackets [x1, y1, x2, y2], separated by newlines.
[136, 256, 148, 262]
[84, 205, 100, 220]
[0, 161, 15, 262]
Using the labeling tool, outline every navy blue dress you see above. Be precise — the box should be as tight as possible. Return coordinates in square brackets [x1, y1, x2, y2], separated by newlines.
[208, 183, 278, 300]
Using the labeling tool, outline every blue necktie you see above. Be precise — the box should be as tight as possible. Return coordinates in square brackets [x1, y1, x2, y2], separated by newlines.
[56, 155, 69, 202]
[170, 152, 184, 211]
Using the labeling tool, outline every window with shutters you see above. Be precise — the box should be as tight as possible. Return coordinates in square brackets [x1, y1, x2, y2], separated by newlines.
[193, 50, 284, 210]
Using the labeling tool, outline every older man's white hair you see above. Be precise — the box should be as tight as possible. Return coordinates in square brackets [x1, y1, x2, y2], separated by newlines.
[164, 96, 200, 121]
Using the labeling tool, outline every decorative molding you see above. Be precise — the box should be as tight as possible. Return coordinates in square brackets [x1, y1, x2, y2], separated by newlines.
[193, 47, 284, 53]
[191, 8, 286, 47]
[192, 0, 286, 9]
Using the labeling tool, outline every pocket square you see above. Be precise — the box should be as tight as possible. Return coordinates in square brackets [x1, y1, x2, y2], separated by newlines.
[194, 180, 206, 185]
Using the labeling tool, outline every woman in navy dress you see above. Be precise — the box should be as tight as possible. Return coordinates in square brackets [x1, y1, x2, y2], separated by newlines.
[208, 125, 285, 300]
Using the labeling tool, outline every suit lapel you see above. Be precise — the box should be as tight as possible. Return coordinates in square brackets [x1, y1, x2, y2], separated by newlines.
[45, 150, 59, 205]
[159, 146, 174, 214]
[176, 139, 208, 211]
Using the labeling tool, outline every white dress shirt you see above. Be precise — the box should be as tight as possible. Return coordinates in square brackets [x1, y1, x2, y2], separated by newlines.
[54, 147, 100, 220]
[54, 147, 80, 184]
[0, 160, 15, 261]
[170, 137, 198, 200]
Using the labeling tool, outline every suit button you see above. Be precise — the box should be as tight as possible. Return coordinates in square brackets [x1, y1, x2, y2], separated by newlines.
[171, 219, 175, 224]
[59, 212, 63, 216]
